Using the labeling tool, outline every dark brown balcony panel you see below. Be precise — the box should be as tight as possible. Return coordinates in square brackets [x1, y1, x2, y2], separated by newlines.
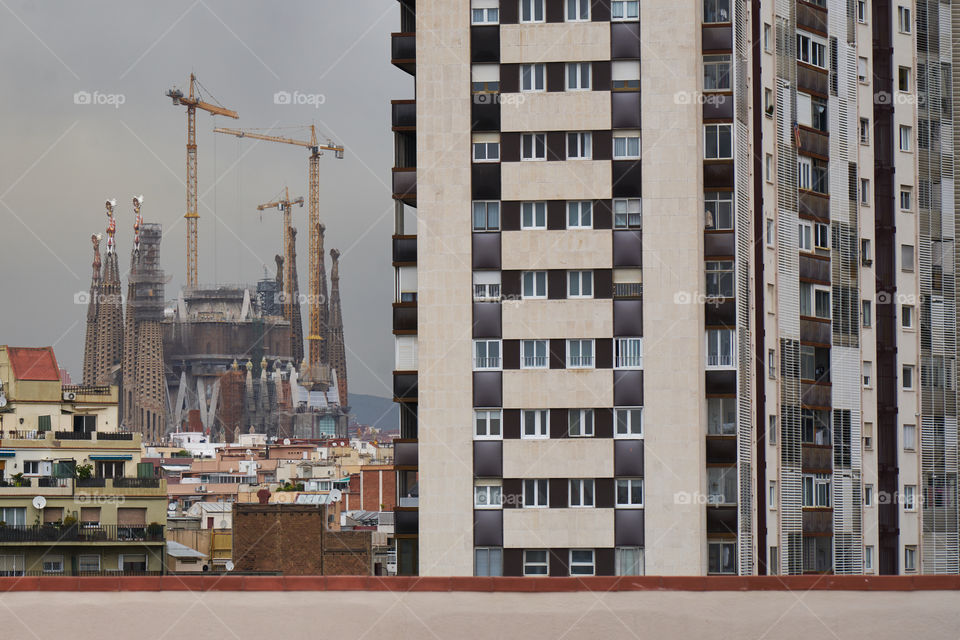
[802, 509, 833, 535]
[594, 199, 613, 229]
[800, 318, 832, 345]
[799, 253, 831, 283]
[612, 160, 642, 197]
[474, 440, 503, 478]
[797, 64, 829, 97]
[393, 372, 418, 401]
[595, 478, 615, 508]
[474, 510, 503, 546]
[502, 478, 522, 506]
[473, 302, 501, 339]
[547, 63, 565, 93]
[394, 508, 418, 535]
[393, 235, 417, 264]
[593, 61, 611, 91]
[546, 131, 566, 161]
[593, 130, 612, 161]
[394, 439, 419, 467]
[707, 506, 738, 534]
[705, 299, 736, 327]
[704, 230, 735, 257]
[473, 371, 502, 407]
[702, 25, 733, 51]
[611, 22, 642, 59]
[595, 269, 613, 299]
[595, 409, 614, 438]
[550, 338, 566, 370]
[798, 128, 829, 158]
[612, 91, 641, 129]
[393, 303, 417, 333]
[546, 0, 564, 22]
[707, 436, 737, 464]
[591, 1, 610, 21]
[547, 269, 566, 299]
[596, 338, 613, 368]
[705, 370, 736, 394]
[614, 299, 643, 337]
[472, 163, 501, 199]
[613, 230, 643, 267]
[549, 549, 569, 577]
[801, 382, 831, 408]
[471, 100, 501, 132]
[392, 100, 416, 131]
[802, 445, 833, 472]
[391, 32, 416, 75]
[547, 201, 566, 230]
[549, 409, 569, 438]
[799, 191, 830, 222]
[613, 370, 644, 407]
[796, 1, 828, 35]
[471, 25, 500, 63]
[615, 509, 645, 546]
[703, 93, 734, 120]
[472, 232, 501, 269]
[393, 167, 416, 205]
[704, 161, 735, 188]
[503, 549, 523, 576]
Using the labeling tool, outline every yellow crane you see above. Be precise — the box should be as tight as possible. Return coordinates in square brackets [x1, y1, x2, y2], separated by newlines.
[214, 125, 344, 382]
[257, 187, 304, 321]
[166, 74, 239, 288]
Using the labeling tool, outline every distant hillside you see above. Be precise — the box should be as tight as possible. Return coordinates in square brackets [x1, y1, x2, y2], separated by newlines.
[349, 393, 399, 431]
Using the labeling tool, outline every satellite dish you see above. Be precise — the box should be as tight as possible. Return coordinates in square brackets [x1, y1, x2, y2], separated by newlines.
[167, 502, 177, 512]
[245, 449, 253, 457]
[283, 438, 291, 445]
[225, 561, 235, 572]
[0, 394, 6, 409]
[32, 496, 46, 510]
[219, 519, 228, 528]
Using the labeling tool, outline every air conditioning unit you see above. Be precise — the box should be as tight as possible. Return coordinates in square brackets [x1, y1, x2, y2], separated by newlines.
[63, 391, 77, 402]
[196, 485, 206, 493]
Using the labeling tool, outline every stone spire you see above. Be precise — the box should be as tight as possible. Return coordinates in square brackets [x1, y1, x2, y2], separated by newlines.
[328, 248, 348, 408]
[94, 200, 124, 385]
[82, 233, 102, 385]
[316, 223, 330, 365]
[288, 226, 305, 366]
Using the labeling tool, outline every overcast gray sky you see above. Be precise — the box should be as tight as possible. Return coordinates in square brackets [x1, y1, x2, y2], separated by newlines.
[0, 0, 410, 398]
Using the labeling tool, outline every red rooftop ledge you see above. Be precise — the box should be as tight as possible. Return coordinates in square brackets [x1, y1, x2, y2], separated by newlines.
[0, 575, 958, 592]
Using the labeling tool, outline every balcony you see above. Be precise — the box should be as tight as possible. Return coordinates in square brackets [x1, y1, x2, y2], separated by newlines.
[394, 439, 418, 468]
[474, 356, 502, 370]
[802, 445, 833, 472]
[614, 282, 643, 299]
[522, 356, 548, 369]
[391, 32, 415, 75]
[393, 168, 416, 206]
[112, 477, 161, 488]
[391, 100, 416, 131]
[801, 382, 831, 408]
[802, 509, 833, 535]
[0, 523, 165, 544]
[393, 235, 417, 264]
[54, 431, 91, 440]
[393, 302, 417, 333]
[97, 432, 134, 441]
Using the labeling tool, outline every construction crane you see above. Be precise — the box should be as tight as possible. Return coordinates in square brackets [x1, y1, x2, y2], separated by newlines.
[166, 73, 239, 288]
[214, 125, 344, 384]
[257, 187, 304, 321]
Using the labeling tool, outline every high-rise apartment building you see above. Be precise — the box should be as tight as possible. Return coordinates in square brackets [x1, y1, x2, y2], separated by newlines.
[390, 0, 958, 576]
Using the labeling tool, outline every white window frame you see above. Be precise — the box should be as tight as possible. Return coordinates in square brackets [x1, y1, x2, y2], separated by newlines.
[614, 198, 642, 229]
[902, 244, 915, 272]
[798, 156, 813, 191]
[611, 0, 639, 21]
[802, 473, 832, 508]
[521, 201, 547, 229]
[707, 397, 737, 436]
[900, 186, 913, 211]
[864, 545, 874, 572]
[904, 545, 917, 572]
[615, 337, 643, 369]
[474, 409, 503, 440]
[77, 554, 101, 573]
[474, 546, 503, 576]
[567, 339, 595, 369]
[614, 407, 643, 438]
[566, 131, 592, 160]
[521, 339, 548, 369]
[903, 423, 916, 450]
[706, 329, 736, 368]
[705, 191, 733, 230]
[472, 200, 501, 231]
[0, 554, 24, 577]
[899, 125, 912, 151]
[903, 364, 915, 390]
[898, 6, 911, 33]
[520, 0, 545, 23]
[797, 31, 828, 69]
[902, 305, 914, 330]
[567, 201, 593, 229]
[473, 339, 502, 370]
[567, 270, 594, 298]
[616, 477, 644, 507]
[904, 484, 917, 511]
[616, 547, 644, 575]
[569, 549, 596, 575]
[566, 0, 590, 21]
[566, 62, 591, 90]
[706, 260, 734, 298]
[522, 479, 549, 507]
[860, 117, 870, 144]
[523, 549, 549, 575]
[521, 133, 547, 161]
[473, 271, 502, 301]
[522, 270, 547, 298]
[471, 3, 500, 25]
[520, 63, 546, 92]
[814, 222, 830, 250]
[708, 541, 737, 574]
[42, 554, 64, 573]
[857, 0, 867, 23]
[613, 132, 641, 159]
[864, 484, 874, 507]
[704, 124, 733, 159]
[703, 54, 731, 91]
[474, 481, 503, 509]
[707, 466, 738, 505]
[569, 479, 596, 507]
[521, 410, 549, 439]
[798, 220, 814, 251]
[473, 140, 500, 163]
[568, 409, 595, 437]
[863, 360, 873, 387]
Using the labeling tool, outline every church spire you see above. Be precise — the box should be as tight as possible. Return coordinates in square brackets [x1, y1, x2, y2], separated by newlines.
[328, 248, 347, 408]
[81, 233, 102, 385]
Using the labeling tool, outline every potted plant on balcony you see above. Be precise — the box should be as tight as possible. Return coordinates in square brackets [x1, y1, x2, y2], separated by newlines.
[10, 472, 25, 487]
[146, 522, 163, 539]
[75, 464, 93, 480]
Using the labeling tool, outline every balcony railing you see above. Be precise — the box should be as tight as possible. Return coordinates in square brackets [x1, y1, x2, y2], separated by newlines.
[522, 356, 548, 368]
[0, 430, 46, 440]
[76, 477, 106, 487]
[0, 524, 165, 543]
[474, 357, 501, 370]
[112, 477, 161, 488]
[614, 282, 643, 298]
[97, 432, 134, 441]
[15, 570, 163, 577]
[0, 478, 31, 488]
[616, 355, 643, 369]
[707, 354, 735, 368]
[37, 477, 69, 488]
[567, 356, 595, 368]
[54, 431, 92, 440]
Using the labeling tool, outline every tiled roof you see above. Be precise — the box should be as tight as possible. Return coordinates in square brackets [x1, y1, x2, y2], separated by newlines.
[6, 346, 60, 381]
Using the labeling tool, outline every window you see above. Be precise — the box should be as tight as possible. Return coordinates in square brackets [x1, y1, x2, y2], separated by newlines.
[616, 547, 644, 575]
[615, 338, 643, 369]
[707, 397, 736, 435]
[858, 57, 869, 83]
[765, 153, 773, 180]
[473, 339, 501, 370]
[77, 554, 100, 573]
[613, 132, 641, 159]
[522, 340, 548, 369]
[472, 63, 500, 94]
[567, 339, 595, 368]
[861, 178, 871, 205]
[523, 479, 549, 507]
[473, 271, 501, 301]
[802, 473, 831, 507]
[475, 410, 502, 439]
[475, 547, 503, 576]
[814, 222, 830, 250]
[864, 545, 874, 572]
[857, 0, 867, 22]
[566, 0, 589, 21]
[899, 125, 912, 151]
[704, 0, 730, 22]
[862, 300, 872, 328]
[796, 32, 827, 68]
[0, 507, 25, 526]
[568, 270, 594, 298]
[473, 138, 500, 162]
[397, 265, 417, 302]
[766, 219, 775, 245]
[704, 124, 732, 159]
[705, 261, 734, 298]
[567, 201, 592, 228]
[472, 201, 500, 231]
[904, 545, 917, 572]
[900, 186, 913, 210]
[904, 484, 917, 511]
[769, 414, 777, 444]
[707, 466, 737, 504]
[119, 554, 147, 572]
[705, 191, 733, 229]
[614, 198, 642, 229]
[764, 23, 772, 53]
[522, 270, 547, 298]
[902, 244, 915, 272]
[522, 410, 549, 439]
[902, 305, 914, 329]
[521, 133, 547, 160]
[864, 422, 873, 449]
[798, 220, 813, 251]
[616, 478, 643, 507]
[568, 409, 595, 437]
[615, 407, 643, 438]
[797, 93, 827, 132]
[770, 547, 779, 574]
[0, 555, 24, 577]
[569, 549, 595, 575]
[801, 408, 831, 445]
[41, 555, 63, 573]
[898, 66, 911, 91]
[903, 365, 915, 390]
[865, 484, 874, 506]
[706, 329, 735, 368]
[769, 481, 777, 508]
[520, 63, 546, 92]
[566, 132, 592, 160]
[611, 61, 641, 91]
[520, 0, 544, 22]
[23, 460, 40, 475]
[474, 481, 503, 508]
[904, 423, 916, 451]
[566, 62, 591, 90]
[611, 0, 639, 20]
[863, 361, 873, 387]
[471, 1, 500, 25]
[523, 549, 549, 575]
[798, 157, 812, 191]
[860, 117, 870, 144]
[569, 479, 595, 507]
[708, 541, 737, 574]
[898, 6, 911, 33]
[798, 156, 828, 193]
[703, 55, 731, 90]
[521, 201, 547, 229]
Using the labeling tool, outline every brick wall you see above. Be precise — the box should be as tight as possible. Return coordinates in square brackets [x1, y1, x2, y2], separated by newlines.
[360, 469, 397, 511]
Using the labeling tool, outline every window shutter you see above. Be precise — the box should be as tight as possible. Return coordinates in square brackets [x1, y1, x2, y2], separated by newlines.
[38, 415, 51, 431]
